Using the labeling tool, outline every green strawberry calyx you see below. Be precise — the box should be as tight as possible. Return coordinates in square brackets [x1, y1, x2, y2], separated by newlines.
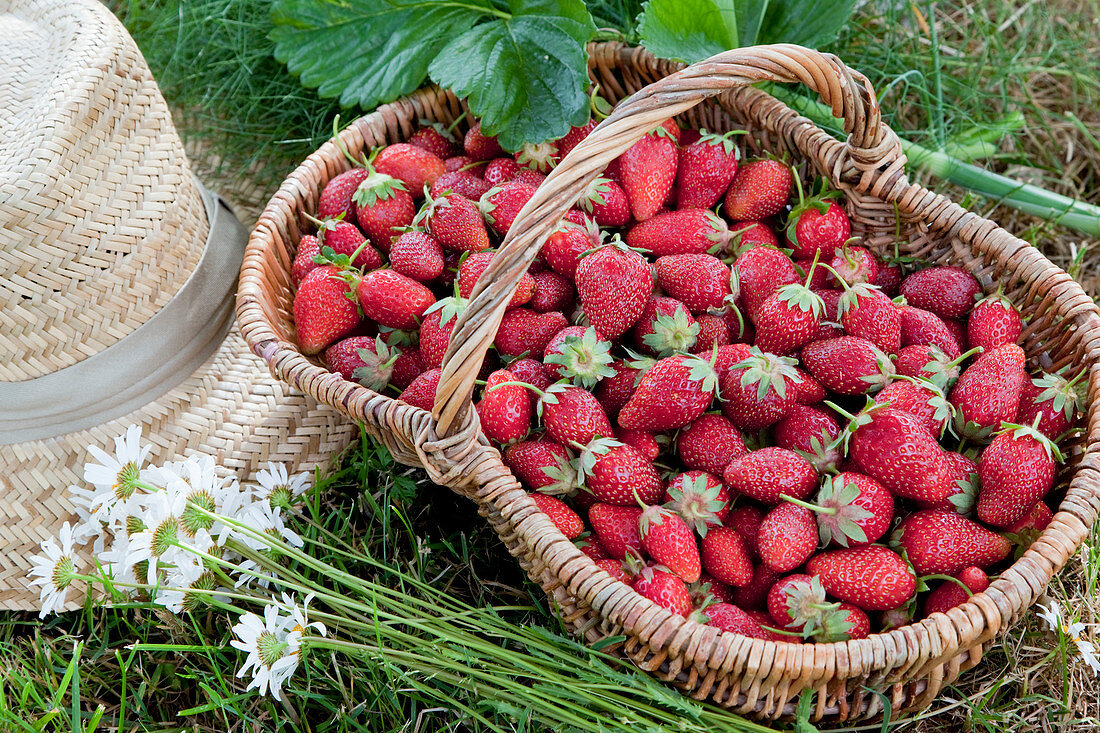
[1033, 369, 1085, 424]
[786, 477, 874, 548]
[695, 128, 746, 157]
[780, 575, 849, 641]
[352, 167, 408, 208]
[544, 327, 616, 389]
[536, 453, 583, 498]
[775, 281, 825, 318]
[351, 337, 400, 391]
[578, 177, 614, 212]
[856, 344, 896, 392]
[784, 175, 841, 245]
[683, 351, 722, 398]
[994, 419, 1064, 463]
[423, 295, 467, 327]
[889, 374, 956, 439]
[829, 398, 887, 454]
[642, 309, 700, 357]
[664, 473, 724, 537]
[791, 431, 843, 474]
[733, 347, 802, 401]
[516, 141, 557, 172]
[575, 436, 626, 481]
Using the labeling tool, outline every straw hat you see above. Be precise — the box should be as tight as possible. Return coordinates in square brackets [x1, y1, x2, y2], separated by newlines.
[0, 0, 356, 610]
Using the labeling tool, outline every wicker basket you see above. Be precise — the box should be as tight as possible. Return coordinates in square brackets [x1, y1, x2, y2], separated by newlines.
[237, 43, 1100, 720]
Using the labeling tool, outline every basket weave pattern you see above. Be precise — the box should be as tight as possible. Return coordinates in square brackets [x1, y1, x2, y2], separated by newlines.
[237, 43, 1100, 720]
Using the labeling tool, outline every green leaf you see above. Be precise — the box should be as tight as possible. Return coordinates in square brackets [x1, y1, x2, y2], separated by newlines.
[270, 0, 495, 110]
[636, 0, 734, 64]
[428, 0, 596, 150]
[757, 0, 859, 47]
[734, 0, 768, 46]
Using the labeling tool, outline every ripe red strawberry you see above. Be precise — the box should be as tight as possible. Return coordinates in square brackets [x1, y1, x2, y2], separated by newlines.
[479, 182, 537, 236]
[619, 120, 679, 221]
[463, 121, 505, 161]
[950, 343, 1026, 438]
[766, 574, 853, 640]
[458, 251, 535, 307]
[579, 437, 663, 506]
[922, 450, 980, 515]
[1015, 371, 1082, 440]
[617, 353, 720, 431]
[625, 209, 734, 257]
[873, 262, 903, 296]
[654, 254, 731, 312]
[663, 471, 730, 534]
[389, 231, 444, 282]
[309, 216, 380, 270]
[508, 357, 552, 394]
[431, 170, 492, 201]
[826, 244, 878, 287]
[899, 306, 963, 359]
[543, 218, 598, 279]
[791, 472, 894, 548]
[785, 181, 850, 260]
[757, 503, 817, 573]
[723, 160, 792, 220]
[676, 129, 740, 209]
[677, 413, 747, 475]
[722, 448, 817, 505]
[477, 369, 532, 445]
[795, 258, 830, 290]
[390, 346, 425, 389]
[417, 190, 490, 253]
[752, 279, 825, 355]
[374, 143, 445, 194]
[772, 405, 842, 473]
[294, 265, 360, 355]
[806, 545, 917, 611]
[483, 157, 521, 186]
[696, 602, 767, 638]
[968, 293, 1021, 353]
[614, 427, 659, 462]
[318, 167, 370, 221]
[800, 336, 895, 395]
[529, 270, 574, 313]
[837, 282, 901, 353]
[924, 566, 989, 617]
[721, 505, 765, 560]
[977, 422, 1060, 527]
[574, 240, 653, 341]
[418, 297, 463, 369]
[730, 246, 801, 320]
[1005, 501, 1053, 536]
[692, 314, 731, 353]
[575, 533, 610, 561]
[292, 234, 322, 285]
[729, 221, 779, 251]
[538, 384, 613, 448]
[899, 266, 981, 321]
[835, 603, 871, 640]
[632, 565, 693, 617]
[513, 167, 546, 189]
[894, 344, 966, 390]
[892, 508, 1010, 576]
[577, 176, 631, 227]
[595, 558, 632, 584]
[847, 405, 957, 503]
[352, 170, 415, 251]
[397, 367, 442, 410]
[729, 562, 779, 610]
[444, 155, 475, 172]
[514, 140, 558, 172]
[493, 308, 568, 360]
[593, 357, 649, 419]
[357, 269, 435, 330]
[324, 335, 399, 390]
[588, 503, 644, 560]
[409, 124, 459, 160]
[527, 492, 583, 539]
[639, 505, 701, 583]
[556, 117, 599, 159]
[631, 297, 698, 356]
[543, 326, 615, 388]
[502, 439, 579, 496]
[874, 377, 954, 438]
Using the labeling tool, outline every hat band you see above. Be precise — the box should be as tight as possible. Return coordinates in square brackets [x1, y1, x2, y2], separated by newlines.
[0, 180, 247, 444]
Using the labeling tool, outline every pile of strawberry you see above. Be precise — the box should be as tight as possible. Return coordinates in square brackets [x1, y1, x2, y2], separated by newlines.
[291, 111, 1083, 642]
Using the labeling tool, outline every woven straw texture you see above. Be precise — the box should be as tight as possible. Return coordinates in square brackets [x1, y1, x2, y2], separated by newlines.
[0, 0, 356, 611]
[238, 43, 1100, 720]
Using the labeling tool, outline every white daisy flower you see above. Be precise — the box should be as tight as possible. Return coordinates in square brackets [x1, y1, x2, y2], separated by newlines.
[127, 481, 189, 584]
[253, 463, 311, 510]
[212, 480, 259, 547]
[235, 501, 304, 554]
[233, 559, 278, 590]
[283, 593, 327, 641]
[1038, 600, 1100, 675]
[27, 522, 82, 617]
[96, 530, 140, 590]
[80, 426, 153, 526]
[230, 603, 300, 701]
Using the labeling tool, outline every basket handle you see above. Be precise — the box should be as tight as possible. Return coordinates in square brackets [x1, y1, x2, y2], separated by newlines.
[432, 43, 902, 435]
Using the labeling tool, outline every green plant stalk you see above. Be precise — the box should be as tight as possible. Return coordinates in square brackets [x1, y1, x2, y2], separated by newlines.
[767, 85, 1100, 237]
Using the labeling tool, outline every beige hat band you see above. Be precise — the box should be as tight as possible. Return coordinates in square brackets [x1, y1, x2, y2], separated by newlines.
[0, 180, 246, 444]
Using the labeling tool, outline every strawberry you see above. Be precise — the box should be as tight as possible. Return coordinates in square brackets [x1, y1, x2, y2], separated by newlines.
[357, 269, 435, 330]
[719, 348, 805, 431]
[537, 384, 613, 448]
[389, 231, 444, 282]
[625, 209, 734, 257]
[614, 427, 660, 462]
[575, 533, 610, 561]
[390, 346, 425, 389]
[513, 168, 546, 189]
[899, 306, 963, 359]
[874, 377, 954, 438]
[575, 239, 653, 341]
[409, 124, 459, 160]
[479, 182, 537, 236]
[477, 369, 532, 445]
[730, 563, 780, 610]
[617, 353, 720, 431]
[950, 343, 1026, 439]
[352, 169, 415, 251]
[692, 314, 731, 353]
[924, 566, 989, 617]
[543, 219, 598, 279]
[752, 278, 825, 355]
[729, 221, 779, 251]
[766, 574, 853, 640]
[579, 437, 663, 506]
[502, 439, 579, 496]
[894, 344, 967, 390]
[723, 160, 792, 220]
[595, 558, 632, 584]
[631, 297, 699, 356]
[639, 505, 701, 583]
[318, 167, 370, 221]
[696, 602, 767, 638]
[374, 143, 445, 194]
[873, 261, 903, 296]
[1015, 371, 1083, 440]
[835, 603, 871, 640]
[324, 335, 398, 389]
[543, 326, 615, 388]
[308, 215, 380, 270]
[458, 251, 535, 307]
[463, 121, 505, 161]
[588, 504, 644, 560]
[977, 422, 1060, 527]
[493, 308, 568, 360]
[756, 502, 818, 572]
[800, 336, 894, 395]
[826, 244, 878, 287]
[791, 472, 894, 548]
[692, 574, 737, 606]
[785, 180, 849, 260]
[676, 130, 740, 209]
[431, 170, 492, 201]
[836, 282, 901, 354]
[556, 117, 599, 159]
[417, 190, 490, 253]
[528, 493, 583, 539]
[923, 450, 981, 515]
[1005, 501, 1054, 536]
[483, 157, 521, 186]
[943, 319, 969, 352]
[444, 155, 476, 172]
[418, 297, 464, 369]
[577, 176, 631, 227]
[514, 140, 558, 173]
[593, 357, 649, 419]
[677, 413, 748, 476]
[806, 545, 917, 611]
[632, 565, 693, 617]
[654, 254, 732, 312]
[722, 447, 817, 505]
[771, 405, 842, 473]
[663, 471, 730, 534]
[795, 259, 830, 290]
[968, 293, 1021, 353]
[892, 508, 1010, 576]
[529, 270, 574, 313]
[730, 246, 801, 320]
[293, 265, 360, 355]
[397, 368, 442, 410]
[618, 119, 679, 221]
[292, 234, 322, 285]
[847, 405, 957, 503]
[508, 357, 553, 394]
[899, 266, 981, 321]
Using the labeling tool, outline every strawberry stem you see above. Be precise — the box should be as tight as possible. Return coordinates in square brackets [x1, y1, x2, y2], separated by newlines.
[330, 114, 369, 169]
[779, 493, 837, 516]
[921, 573, 976, 596]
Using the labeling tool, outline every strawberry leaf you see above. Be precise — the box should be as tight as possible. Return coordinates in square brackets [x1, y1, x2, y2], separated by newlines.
[428, 0, 596, 151]
[637, 0, 735, 64]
